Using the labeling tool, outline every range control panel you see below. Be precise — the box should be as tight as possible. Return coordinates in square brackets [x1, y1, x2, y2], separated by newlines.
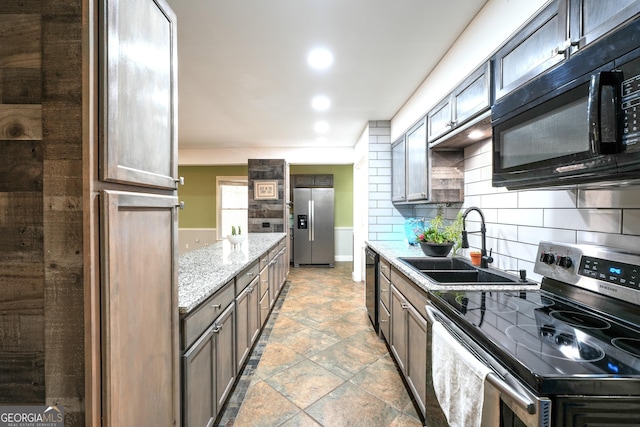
[535, 241, 640, 305]
[579, 256, 640, 289]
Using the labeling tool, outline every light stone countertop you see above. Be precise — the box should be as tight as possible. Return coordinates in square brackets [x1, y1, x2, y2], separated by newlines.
[366, 240, 540, 293]
[179, 233, 286, 314]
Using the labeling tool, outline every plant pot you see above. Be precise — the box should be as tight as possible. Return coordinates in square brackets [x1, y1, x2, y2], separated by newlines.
[227, 234, 246, 245]
[419, 242, 454, 257]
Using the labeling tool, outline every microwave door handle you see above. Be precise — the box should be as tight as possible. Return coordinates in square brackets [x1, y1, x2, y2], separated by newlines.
[588, 70, 623, 154]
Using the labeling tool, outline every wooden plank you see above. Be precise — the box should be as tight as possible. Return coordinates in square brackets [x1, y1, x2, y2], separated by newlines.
[0, 141, 43, 192]
[0, 15, 41, 68]
[0, 104, 43, 140]
[0, 351, 45, 403]
[1, 68, 41, 104]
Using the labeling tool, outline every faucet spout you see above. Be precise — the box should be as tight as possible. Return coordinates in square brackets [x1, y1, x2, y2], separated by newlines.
[462, 206, 493, 268]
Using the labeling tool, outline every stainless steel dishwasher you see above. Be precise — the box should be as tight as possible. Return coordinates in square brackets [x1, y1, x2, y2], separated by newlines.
[365, 247, 378, 332]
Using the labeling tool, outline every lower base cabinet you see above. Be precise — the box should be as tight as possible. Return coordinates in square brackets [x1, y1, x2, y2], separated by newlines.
[182, 303, 235, 426]
[387, 267, 428, 419]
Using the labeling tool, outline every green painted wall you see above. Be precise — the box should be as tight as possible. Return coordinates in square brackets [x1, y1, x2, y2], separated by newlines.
[178, 165, 248, 228]
[290, 164, 353, 228]
[178, 163, 353, 229]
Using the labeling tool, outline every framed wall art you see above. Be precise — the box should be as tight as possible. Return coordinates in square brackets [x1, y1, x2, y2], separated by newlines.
[254, 180, 278, 200]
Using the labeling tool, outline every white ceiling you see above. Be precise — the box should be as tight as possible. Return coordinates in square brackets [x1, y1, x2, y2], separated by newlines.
[166, 0, 488, 150]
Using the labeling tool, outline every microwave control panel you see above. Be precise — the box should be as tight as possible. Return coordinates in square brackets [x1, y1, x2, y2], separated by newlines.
[621, 59, 640, 149]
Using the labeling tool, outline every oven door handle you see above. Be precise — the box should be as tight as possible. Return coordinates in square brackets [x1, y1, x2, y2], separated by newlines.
[425, 305, 537, 415]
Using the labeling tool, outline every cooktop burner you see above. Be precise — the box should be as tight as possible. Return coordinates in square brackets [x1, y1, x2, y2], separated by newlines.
[612, 337, 640, 358]
[549, 310, 611, 330]
[505, 324, 605, 362]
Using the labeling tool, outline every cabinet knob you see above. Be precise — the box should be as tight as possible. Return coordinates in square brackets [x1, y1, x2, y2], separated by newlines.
[212, 324, 221, 333]
[175, 201, 185, 210]
[211, 303, 221, 309]
[174, 176, 185, 186]
[401, 303, 409, 310]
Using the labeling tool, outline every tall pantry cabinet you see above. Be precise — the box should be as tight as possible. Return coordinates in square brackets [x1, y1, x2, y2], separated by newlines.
[0, 0, 180, 425]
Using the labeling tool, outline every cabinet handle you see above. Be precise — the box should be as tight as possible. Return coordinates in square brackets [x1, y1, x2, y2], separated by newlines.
[380, 288, 388, 293]
[174, 176, 185, 186]
[175, 201, 185, 210]
[246, 271, 254, 276]
[401, 303, 409, 310]
[212, 324, 221, 333]
[380, 319, 388, 323]
[211, 303, 221, 309]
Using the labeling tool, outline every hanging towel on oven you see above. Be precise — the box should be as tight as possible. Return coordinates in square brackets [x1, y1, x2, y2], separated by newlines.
[432, 321, 498, 427]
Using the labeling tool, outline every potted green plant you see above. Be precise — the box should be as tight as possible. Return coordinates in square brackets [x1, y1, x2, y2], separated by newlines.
[416, 211, 463, 257]
[227, 225, 246, 246]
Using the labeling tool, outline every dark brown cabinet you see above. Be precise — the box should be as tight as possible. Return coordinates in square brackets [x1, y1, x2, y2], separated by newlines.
[492, 0, 568, 100]
[428, 62, 491, 149]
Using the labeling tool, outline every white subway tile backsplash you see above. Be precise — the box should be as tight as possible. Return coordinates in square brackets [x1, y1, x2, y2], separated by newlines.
[369, 159, 391, 168]
[579, 187, 640, 209]
[369, 175, 391, 184]
[543, 209, 620, 233]
[498, 208, 544, 227]
[467, 179, 499, 197]
[464, 150, 492, 170]
[623, 209, 640, 235]
[517, 225, 576, 245]
[518, 189, 577, 209]
[464, 167, 483, 184]
[482, 192, 519, 209]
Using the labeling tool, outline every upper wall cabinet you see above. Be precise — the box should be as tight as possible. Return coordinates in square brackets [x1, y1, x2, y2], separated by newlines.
[427, 62, 491, 145]
[569, 0, 640, 49]
[493, 0, 568, 101]
[392, 117, 464, 205]
[428, 62, 491, 149]
[100, 0, 179, 190]
[405, 120, 428, 202]
[391, 136, 406, 203]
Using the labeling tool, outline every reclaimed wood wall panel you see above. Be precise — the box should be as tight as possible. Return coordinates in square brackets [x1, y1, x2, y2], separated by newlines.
[0, 9, 45, 406]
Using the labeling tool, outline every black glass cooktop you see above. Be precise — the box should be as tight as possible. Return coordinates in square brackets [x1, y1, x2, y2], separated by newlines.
[430, 284, 640, 395]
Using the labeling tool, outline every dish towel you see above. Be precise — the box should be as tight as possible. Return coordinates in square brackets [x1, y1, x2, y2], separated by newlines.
[431, 321, 498, 427]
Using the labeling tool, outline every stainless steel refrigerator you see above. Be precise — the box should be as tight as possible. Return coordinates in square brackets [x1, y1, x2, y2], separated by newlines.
[293, 188, 334, 267]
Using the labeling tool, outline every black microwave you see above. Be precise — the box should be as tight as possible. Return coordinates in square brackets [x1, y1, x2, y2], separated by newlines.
[492, 17, 640, 190]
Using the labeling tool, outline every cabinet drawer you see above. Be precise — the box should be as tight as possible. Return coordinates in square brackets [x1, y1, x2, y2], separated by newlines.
[181, 280, 234, 350]
[260, 254, 268, 270]
[379, 271, 391, 311]
[379, 300, 390, 342]
[236, 260, 259, 293]
[390, 266, 428, 314]
[379, 257, 391, 280]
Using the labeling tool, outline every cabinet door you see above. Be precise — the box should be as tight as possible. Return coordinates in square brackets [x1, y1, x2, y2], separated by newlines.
[101, 190, 179, 426]
[493, 0, 568, 100]
[427, 96, 453, 142]
[248, 277, 260, 348]
[453, 62, 491, 126]
[235, 287, 250, 372]
[391, 137, 406, 202]
[182, 329, 215, 427]
[101, 0, 178, 189]
[405, 119, 428, 201]
[406, 304, 428, 416]
[389, 286, 407, 373]
[214, 303, 236, 412]
[379, 300, 390, 342]
[569, 0, 640, 48]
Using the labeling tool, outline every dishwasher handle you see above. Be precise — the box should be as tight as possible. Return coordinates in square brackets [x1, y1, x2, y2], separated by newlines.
[425, 304, 537, 415]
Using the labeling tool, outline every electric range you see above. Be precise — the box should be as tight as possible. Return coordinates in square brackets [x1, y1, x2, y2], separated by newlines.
[429, 241, 640, 425]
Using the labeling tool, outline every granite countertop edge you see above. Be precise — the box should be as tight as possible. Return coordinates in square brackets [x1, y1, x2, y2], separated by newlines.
[366, 240, 541, 293]
[179, 233, 286, 314]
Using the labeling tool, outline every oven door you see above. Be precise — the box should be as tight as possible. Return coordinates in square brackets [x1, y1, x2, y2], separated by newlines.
[425, 304, 551, 427]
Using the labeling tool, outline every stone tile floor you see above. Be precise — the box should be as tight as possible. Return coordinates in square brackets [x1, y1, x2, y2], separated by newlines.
[217, 262, 423, 426]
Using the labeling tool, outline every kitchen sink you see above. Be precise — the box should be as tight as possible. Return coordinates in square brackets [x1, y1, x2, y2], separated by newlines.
[399, 256, 525, 285]
[420, 269, 517, 284]
[399, 257, 476, 271]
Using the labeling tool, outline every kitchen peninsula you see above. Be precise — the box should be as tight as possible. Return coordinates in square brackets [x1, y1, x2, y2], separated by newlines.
[178, 232, 287, 426]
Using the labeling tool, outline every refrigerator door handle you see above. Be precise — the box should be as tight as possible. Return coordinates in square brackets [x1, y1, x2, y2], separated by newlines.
[308, 200, 313, 241]
[311, 200, 315, 241]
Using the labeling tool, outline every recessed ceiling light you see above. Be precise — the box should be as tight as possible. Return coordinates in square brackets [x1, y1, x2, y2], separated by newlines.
[468, 130, 485, 139]
[311, 95, 331, 111]
[314, 121, 329, 133]
[308, 48, 333, 70]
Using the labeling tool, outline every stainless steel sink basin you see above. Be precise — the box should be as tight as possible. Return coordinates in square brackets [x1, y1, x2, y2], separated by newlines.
[399, 257, 476, 271]
[420, 269, 517, 284]
[399, 256, 524, 285]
